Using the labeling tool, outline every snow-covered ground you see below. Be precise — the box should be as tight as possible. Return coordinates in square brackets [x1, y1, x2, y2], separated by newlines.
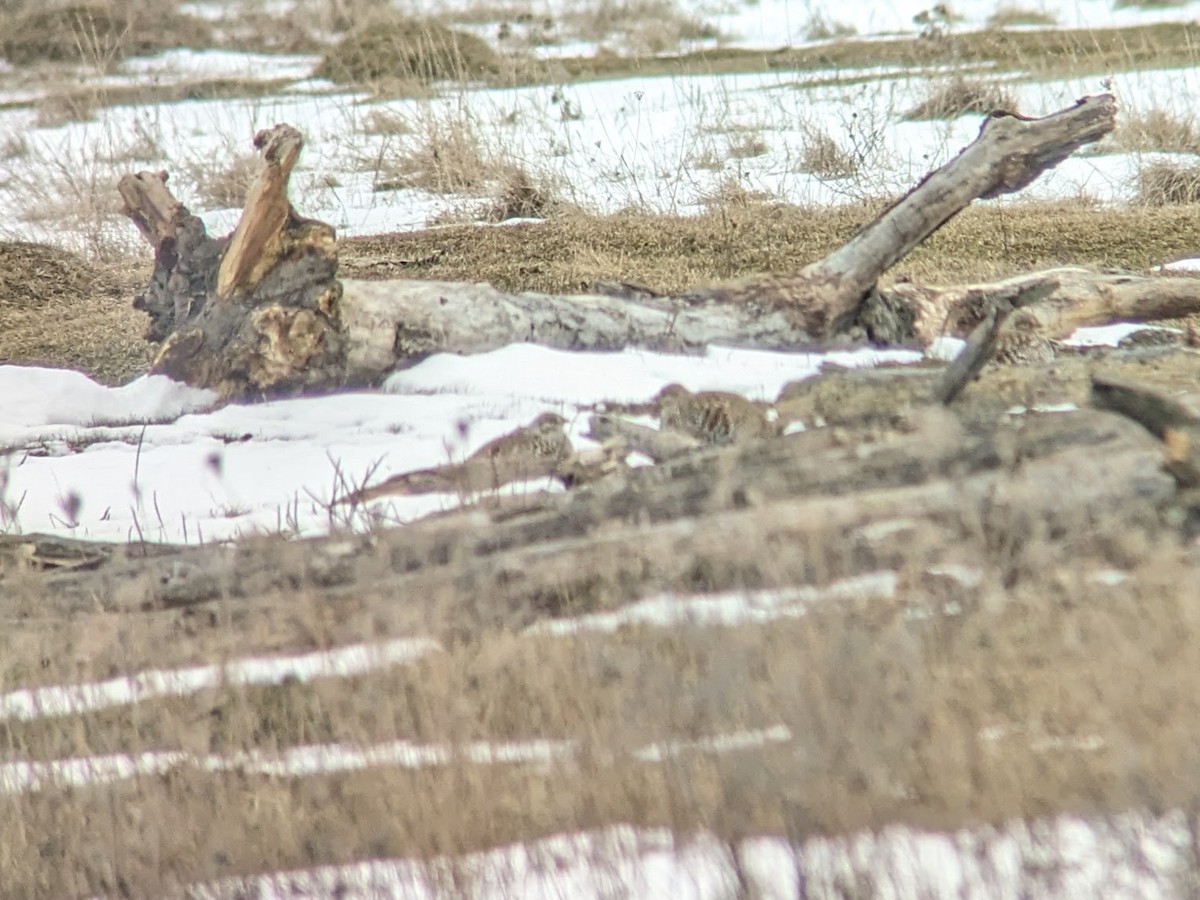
[2, 1, 1200, 254]
[0, 344, 921, 543]
[187, 815, 1199, 899]
[2, 1, 1198, 895]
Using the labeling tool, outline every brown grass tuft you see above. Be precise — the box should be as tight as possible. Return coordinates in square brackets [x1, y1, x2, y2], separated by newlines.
[796, 128, 859, 178]
[314, 16, 500, 86]
[1113, 108, 1200, 153]
[0, 2, 213, 68]
[1136, 160, 1200, 205]
[986, 5, 1059, 27]
[372, 109, 496, 194]
[903, 76, 1018, 121]
[182, 150, 262, 211]
[480, 166, 571, 221]
[563, 0, 719, 55]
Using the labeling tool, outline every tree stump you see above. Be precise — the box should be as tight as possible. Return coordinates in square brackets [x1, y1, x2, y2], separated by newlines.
[119, 124, 345, 398]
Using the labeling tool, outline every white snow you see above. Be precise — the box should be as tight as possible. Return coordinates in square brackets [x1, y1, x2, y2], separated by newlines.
[1162, 257, 1200, 272]
[184, 813, 1198, 900]
[524, 571, 897, 636]
[4, 2, 1198, 894]
[0, 345, 927, 544]
[0, 367, 217, 446]
[0, 724, 789, 793]
[1061, 322, 1173, 348]
[0, 637, 440, 722]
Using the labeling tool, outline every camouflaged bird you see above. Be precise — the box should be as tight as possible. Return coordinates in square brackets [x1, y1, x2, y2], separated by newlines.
[342, 412, 572, 502]
[653, 384, 778, 445]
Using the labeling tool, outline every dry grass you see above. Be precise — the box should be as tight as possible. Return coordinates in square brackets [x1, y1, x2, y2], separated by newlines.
[370, 107, 497, 194]
[2, 479, 1200, 894]
[796, 127, 859, 178]
[903, 75, 1019, 120]
[562, 0, 720, 55]
[0, 1, 214, 68]
[801, 12, 857, 41]
[181, 148, 262, 211]
[986, 5, 1060, 27]
[1136, 159, 1200, 205]
[0, 242, 150, 382]
[725, 134, 769, 161]
[697, 172, 776, 212]
[33, 89, 101, 128]
[315, 15, 501, 86]
[1112, 108, 1200, 153]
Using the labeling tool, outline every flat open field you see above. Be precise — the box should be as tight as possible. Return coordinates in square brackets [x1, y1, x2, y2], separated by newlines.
[5, 0, 1200, 895]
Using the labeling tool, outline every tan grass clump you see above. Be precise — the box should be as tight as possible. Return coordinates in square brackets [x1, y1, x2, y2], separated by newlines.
[563, 0, 719, 55]
[903, 76, 1017, 121]
[0, 3, 212, 68]
[314, 16, 500, 85]
[698, 173, 776, 212]
[480, 167, 571, 221]
[1137, 160, 1200, 205]
[796, 129, 858, 178]
[1114, 108, 1200, 153]
[182, 151, 262, 211]
[371, 110, 498, 195]
[802, 13, 856, 41]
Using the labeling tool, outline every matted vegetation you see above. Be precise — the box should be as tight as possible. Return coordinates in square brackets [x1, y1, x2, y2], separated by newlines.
[1136, 159, 1200, 205]
[315, 15, 502, 85]
[0, 2, 214, 67]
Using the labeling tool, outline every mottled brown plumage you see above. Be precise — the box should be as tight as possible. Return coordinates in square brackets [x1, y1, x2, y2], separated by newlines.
[653, 384, 778, 445]
[343, 412, 572, 502]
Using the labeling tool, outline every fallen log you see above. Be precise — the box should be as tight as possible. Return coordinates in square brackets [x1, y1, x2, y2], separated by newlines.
[889, 267, 1200, 346]
[6, 406, 1172, 621]
[120, 96, 1130, 398]
[686, 95, 1119, 334]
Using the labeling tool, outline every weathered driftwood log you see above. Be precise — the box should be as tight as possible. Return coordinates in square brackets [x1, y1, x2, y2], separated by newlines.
[120, 124, 344, 397]
[889, 267, 1200, 346]
[2, 407, 1173, 623]
[335, 264, 1200, 374]
[685, 94, 1118, 334]
[121, 96, 1131, 397]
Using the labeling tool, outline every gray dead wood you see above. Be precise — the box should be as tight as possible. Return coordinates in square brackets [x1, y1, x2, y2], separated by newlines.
[6, 408, 1172, 624]
[888, 267, 1200, 346]
[117, 170, 225, 343]
[339, 278, 815, 383]
[336, 266, 1200, 379]
[684, 94, 1118, 335]
[120, 96, 1134, 395]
